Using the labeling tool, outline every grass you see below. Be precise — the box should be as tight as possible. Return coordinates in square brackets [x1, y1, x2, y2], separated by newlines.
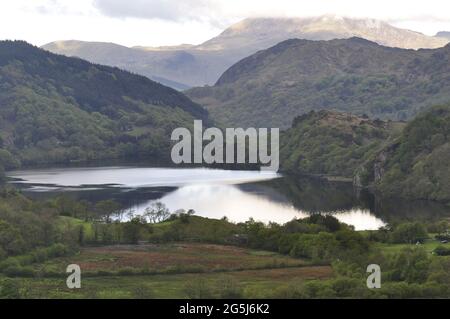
[375, 239, 444, 255]
[56, 216, 94, 237]
[7, 243, 332, 298]
[15, 266, 333, 299]
[30, 243, 308, 275]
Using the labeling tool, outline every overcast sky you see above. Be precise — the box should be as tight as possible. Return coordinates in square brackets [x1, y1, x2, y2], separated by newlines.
[1, 0, 450, 47]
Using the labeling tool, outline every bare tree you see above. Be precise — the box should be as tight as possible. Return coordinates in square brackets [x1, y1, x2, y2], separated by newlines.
[144, 202, 170, 224]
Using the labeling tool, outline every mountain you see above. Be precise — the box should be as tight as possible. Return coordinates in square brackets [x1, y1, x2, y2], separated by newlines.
[356, 104, 450, 203]
[198, 16, 448, 51]
[436, 31, 450, 40]
[42, 16, 449, 89]
[280, 110, 404, 178]
[41, 40, 191, 90]
[279, 106, 450, 203]
[187, 38, 450, 128]
[0, 41, 207, 171]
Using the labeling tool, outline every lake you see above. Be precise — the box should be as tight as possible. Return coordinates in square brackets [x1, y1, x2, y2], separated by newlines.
[7, 166, 450, 231]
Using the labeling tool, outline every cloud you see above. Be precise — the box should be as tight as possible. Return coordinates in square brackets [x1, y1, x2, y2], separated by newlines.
[2, 0, 450, 47]
[92, 0, 450, 26]
[93, 0, 220, 22]
[22, 0, 95, 16]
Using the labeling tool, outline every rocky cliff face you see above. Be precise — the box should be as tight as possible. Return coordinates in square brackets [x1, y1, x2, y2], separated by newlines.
[354, 142, 399, 188]
[354, 105, 450, 203]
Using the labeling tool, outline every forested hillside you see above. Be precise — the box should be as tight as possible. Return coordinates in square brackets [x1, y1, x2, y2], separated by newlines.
[279, 105, 450, 204]
[187, 38, 450, 128]
[280, 110, 404, 177]
[0, 41, 208, 173]
[358, 104, 450, 202]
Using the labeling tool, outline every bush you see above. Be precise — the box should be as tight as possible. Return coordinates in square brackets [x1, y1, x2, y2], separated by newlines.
[184, 278, 214, 299]
[3, 265, 36, 277]
[216, 277, 243, 299]
[0, 279, 21, 299]
[0, 244, 72, 273]
[390, 223, 428, 244]
[117, 267, 137, 276]
[434, 246, 450, 256]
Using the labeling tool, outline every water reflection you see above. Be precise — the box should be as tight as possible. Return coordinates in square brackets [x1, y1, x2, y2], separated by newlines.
[7, 166, 450, 230]
[8, 167, 280, 188]
[132, 184, 386, 230]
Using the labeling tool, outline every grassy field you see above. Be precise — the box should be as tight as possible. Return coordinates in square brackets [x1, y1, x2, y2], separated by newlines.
[375, 238, 444, 255]
[12, 243, 332, 298]
[32, 243, 309, 274]
[15, 266, 332, 299]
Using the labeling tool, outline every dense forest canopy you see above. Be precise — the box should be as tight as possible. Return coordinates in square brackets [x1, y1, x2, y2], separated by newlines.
[279, 105, 450, 204]
[280, 110, 404, 177]
[0, 41, 208, 172]
[363, 104, 450, 202]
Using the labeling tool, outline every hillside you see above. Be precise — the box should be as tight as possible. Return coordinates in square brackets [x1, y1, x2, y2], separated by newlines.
[42, 16, 449, 89]
[41, 40, 191, 90]
[0, 41, 207, 171]
[199, 16, 448, 51]
[187, 38, 450, 128]
[280, 110, 404, 177]
[357, 104, 450, 203]
[279, 106, 450, 204]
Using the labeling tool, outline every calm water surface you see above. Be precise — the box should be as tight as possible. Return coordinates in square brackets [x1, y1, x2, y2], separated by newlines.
[7, 166, 450, 230]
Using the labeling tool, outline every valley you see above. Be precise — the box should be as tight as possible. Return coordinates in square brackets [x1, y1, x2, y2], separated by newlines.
[0, 8, 450, 301]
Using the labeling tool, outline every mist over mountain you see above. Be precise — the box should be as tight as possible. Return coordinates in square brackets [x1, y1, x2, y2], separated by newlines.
[436, 31, 450, 40]
[187, 37, 450, 128]
[42, 16, 449, 89]
[0, 41, 207, 168]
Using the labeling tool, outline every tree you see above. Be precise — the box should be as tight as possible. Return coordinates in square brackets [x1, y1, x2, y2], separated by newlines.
[77, 225, 85, 246]
[144, 202, 170, 224]
[391, 223, 428, 244]
[95, 200, 122, 223]
[0, 220, 25, 256]
[388, 248, 430, 283]
[123, 217, 147, 244]
[55, 196, 78, 217]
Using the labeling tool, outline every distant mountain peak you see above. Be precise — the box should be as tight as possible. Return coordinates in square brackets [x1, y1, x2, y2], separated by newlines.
[436, 31, 450, 40]
[42, 16, 449, 88]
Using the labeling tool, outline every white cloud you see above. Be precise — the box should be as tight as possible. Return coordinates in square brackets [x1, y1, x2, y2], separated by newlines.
[1, 0, 450, 47]
[93, 0, 207, 21]
[92, 0, 450, 23]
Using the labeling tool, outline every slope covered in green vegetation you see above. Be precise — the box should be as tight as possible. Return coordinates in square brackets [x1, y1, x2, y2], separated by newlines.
[2, 190, 450, 299]
[358, 104, 450, 202]
[187, 38, 450, 128]
[0, 41, 208, 173]
[280, 110, 404, 177]
[279, 106, 450, 204]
